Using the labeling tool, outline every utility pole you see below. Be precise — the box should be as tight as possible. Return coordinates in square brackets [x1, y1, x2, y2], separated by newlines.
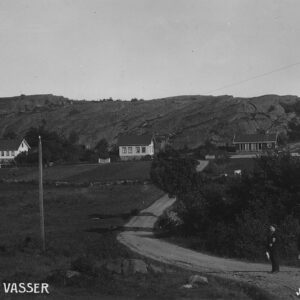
[38, 136, 45, 252]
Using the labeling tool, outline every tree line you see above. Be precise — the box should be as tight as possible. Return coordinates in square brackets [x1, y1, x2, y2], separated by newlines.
[9, 126, 119, 165]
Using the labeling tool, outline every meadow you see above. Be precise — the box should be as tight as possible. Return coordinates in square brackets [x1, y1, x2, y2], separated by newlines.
[0, 161, 152, 183]
[0, 161, 272, 299]
[204, 157, 256, 176]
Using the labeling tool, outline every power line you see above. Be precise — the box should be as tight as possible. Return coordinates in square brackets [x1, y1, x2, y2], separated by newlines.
[206, 61, 300, 94]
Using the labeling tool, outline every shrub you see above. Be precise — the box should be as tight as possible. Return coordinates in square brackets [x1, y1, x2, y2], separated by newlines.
[71, 256, 96, 275]
[152, 151, 300, 262]
[150, 147, 198, 197]
[156, 209, 183, 235]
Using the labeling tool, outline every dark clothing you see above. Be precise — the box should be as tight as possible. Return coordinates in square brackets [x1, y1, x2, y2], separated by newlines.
[266, 232, 279, 272]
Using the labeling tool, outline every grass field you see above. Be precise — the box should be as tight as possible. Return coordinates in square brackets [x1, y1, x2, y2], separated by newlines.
[204, 158, 256, 176]
[220, 158, 256, 173]
[0, 181, 268, 299]
[0, 161, 152, 183]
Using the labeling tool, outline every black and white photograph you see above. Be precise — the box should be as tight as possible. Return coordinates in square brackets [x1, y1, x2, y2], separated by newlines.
[0, 1, 300, 299]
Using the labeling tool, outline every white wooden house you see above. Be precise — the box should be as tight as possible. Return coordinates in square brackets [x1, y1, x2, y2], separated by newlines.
[118, 134, 154, 160]
[0, 138, 30, 163]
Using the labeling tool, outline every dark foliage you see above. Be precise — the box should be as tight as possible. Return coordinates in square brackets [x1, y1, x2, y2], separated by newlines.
[155, 152, 300, 262]
[15, 126, 98, 164]
[95, 138, 109, 159]
[108, 143, 120, 161]
[2, 130, 17, 139]
[288, 120, 300, 141]
[150, 147, 199, 197]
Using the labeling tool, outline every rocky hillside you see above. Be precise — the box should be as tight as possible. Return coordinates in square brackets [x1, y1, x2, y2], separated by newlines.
[0, 94, 299, 149]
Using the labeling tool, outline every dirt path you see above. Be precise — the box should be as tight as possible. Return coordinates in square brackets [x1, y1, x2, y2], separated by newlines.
[196, 160, 209, 172]
[118, 161, 300, 299]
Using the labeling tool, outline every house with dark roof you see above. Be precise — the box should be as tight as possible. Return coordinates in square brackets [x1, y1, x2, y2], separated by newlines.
[117, 134, 154, 160]
[233, 132, 278, 152]
[0, 138, 30, 163]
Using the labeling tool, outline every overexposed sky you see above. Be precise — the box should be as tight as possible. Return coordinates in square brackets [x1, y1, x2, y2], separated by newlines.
[1, 0, 300, 100]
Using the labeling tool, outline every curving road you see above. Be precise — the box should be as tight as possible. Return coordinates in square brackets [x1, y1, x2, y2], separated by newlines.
[117, 161, 300, 299]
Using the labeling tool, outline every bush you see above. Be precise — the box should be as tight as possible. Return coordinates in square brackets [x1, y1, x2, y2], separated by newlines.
[153, 151, 300, 262]
[71, 256, 96, 275]
[150, 147, 198, 197]
[156, 209, 183, 235]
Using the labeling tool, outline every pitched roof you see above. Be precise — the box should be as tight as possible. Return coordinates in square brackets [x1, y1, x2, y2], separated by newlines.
[0, 139, 24, 151]
[118, 134, 153, 146]
[233, 133, 278, 143]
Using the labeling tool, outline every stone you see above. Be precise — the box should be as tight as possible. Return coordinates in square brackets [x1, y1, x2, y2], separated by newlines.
[188, 275, 208, 286]
[105, 259, 123, 274]
[148, 264, 164, 274]
[65, 270, 81, 279]
[122, 259, 148, 275]
[93, 260, 106, 273]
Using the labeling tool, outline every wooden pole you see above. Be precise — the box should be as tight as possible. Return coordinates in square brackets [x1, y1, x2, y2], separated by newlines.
[38, 136, 45, 252]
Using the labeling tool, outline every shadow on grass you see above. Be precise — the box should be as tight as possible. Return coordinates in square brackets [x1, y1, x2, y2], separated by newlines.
[86, 226, 123, 234]
[86, 226, 154, 234]
[89, 213, 132, 220]
[89, 211, 156, 220]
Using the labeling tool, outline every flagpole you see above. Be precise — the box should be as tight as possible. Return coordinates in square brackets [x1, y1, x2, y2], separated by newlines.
[38, 135, 45, 252]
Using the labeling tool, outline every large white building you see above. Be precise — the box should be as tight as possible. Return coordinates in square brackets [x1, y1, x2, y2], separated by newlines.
[118, 134, 154, 160]
[0, 138, 30, 163]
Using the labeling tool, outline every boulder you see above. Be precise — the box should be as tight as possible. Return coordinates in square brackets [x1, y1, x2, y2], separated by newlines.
[105, 259, 123, 274]
[188, 275, 208, 286]
[148, 264, 164, 274]
[93, 260, 106, 273]
[65, 270, 81, 279]
[122, 259, 148, 275]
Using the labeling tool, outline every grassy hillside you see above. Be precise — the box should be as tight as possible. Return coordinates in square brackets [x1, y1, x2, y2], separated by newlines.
[0, 93, 300, 149]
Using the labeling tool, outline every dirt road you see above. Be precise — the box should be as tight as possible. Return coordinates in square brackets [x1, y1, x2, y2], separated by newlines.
[196, 160, 209, 172]
[118, 160, 300, 299]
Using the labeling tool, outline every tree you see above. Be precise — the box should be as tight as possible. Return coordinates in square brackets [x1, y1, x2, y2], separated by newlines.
[150, 146, 199, 197]
[69, 130, 79, 145]
[109, 143, 120, 161]
[95, 138, 109, 159]
[155, 150, 300, 261]
[3, 130, 17, 139]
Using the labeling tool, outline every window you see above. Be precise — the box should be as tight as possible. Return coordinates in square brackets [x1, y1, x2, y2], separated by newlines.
[142, 147, 146, 153]
[11, 151, 15, 156]
[0, 151, 2, 157]
[136, 146, 140, 153]
[128, 146, 132, 154]
[122, 147, 127, 154]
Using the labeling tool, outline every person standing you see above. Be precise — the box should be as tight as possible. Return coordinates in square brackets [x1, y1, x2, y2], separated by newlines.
[266, 225, 279, 273]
